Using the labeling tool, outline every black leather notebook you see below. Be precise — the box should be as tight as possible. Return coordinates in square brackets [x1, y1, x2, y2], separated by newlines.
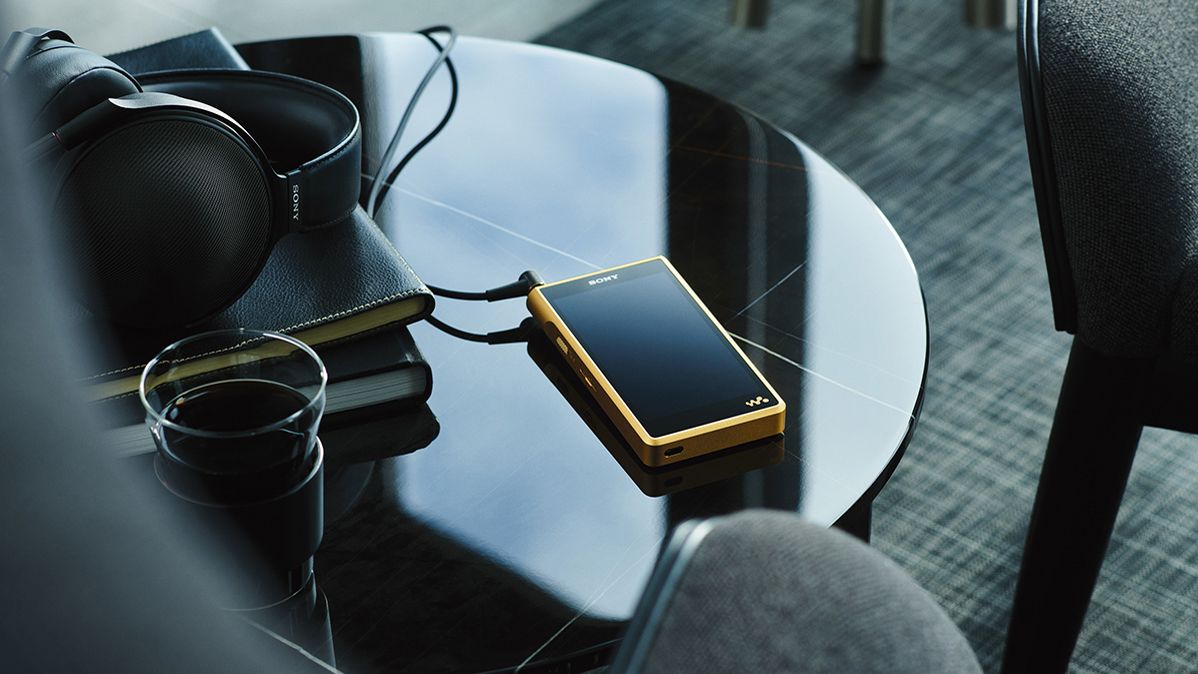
[321, 402, 440, 466]
[85, 205, 433, 401]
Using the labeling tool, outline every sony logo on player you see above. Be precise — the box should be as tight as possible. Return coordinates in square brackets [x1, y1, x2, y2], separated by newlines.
[588, 273, 619, 286]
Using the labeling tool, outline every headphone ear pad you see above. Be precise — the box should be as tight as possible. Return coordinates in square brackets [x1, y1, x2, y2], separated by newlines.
[54, 115, 275, 329]
[10, 39, 140, 136]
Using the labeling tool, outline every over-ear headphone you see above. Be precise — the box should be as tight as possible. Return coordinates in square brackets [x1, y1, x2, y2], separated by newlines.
[2, 28, 362, 329]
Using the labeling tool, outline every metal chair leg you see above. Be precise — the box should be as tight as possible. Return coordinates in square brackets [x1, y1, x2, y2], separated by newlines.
[730, 0, 769, 29]
[966, 0, 1017, 29]
[857, 0, 890, 66]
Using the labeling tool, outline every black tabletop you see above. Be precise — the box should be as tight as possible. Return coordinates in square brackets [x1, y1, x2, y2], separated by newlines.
[240, 34, 928, 673]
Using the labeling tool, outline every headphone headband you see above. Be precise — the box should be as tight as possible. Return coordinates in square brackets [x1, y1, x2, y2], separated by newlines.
[1, 28, 73, 83]
[139, 69, 362, 232]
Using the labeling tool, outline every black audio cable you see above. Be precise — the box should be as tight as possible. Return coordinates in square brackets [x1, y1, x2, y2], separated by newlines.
[366, 25, 457, 217]
[425, 315, 539, 345]
[428, 270, 544, 302]
[421, 270, 544, 344]
[368, 28, 460, 217]
[367, 26, 545, 343]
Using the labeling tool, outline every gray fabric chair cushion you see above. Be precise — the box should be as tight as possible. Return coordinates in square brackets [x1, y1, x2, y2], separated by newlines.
[628, 511, 981, 673]
[1038, 0, 1198, 357]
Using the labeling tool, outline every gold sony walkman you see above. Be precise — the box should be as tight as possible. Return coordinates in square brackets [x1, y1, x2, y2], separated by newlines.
[527, 256, 786, 467]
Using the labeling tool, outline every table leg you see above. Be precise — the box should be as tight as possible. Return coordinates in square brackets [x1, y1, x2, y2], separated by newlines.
[729, 0, 769, 29]
[856, 0, 890, 66]
[834, 502, 873, 543]
[965, 0, 1016, 29]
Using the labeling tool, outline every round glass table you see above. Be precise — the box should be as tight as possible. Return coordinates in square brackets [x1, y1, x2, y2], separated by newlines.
[240, 33, 928, 673]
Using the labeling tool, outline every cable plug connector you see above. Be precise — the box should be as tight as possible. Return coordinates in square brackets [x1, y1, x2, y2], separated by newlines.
[483, 270, 544, 301]
[482, 316, 540, 344]
[428, 270, 544, 302]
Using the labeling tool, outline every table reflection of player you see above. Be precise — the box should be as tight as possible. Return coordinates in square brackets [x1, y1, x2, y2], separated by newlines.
[527, 333, 786, 497]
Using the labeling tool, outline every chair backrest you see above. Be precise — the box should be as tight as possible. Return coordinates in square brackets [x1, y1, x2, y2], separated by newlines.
[1017, 0, 1198, 357]
[610, 511, 981, 673]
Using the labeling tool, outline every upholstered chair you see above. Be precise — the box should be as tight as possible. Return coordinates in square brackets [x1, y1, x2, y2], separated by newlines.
[1006, 0, 1198, 671]
[612, 511, 981, 673]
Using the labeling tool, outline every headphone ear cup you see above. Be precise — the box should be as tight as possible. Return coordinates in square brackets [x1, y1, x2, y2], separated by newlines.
[9, 39, 140, 137]
[54, 115, 275, 329]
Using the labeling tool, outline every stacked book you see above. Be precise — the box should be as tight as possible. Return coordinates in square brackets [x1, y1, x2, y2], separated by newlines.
[88, 205, 435, 458]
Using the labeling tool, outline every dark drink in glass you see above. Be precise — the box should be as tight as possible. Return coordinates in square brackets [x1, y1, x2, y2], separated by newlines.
[141, 328, 328, 612]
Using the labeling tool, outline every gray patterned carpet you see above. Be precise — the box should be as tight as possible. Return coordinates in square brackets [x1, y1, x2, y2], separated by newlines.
[538, 2, 1198, 672]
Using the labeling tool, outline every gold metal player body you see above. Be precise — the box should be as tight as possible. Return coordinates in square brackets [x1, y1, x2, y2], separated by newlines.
[527, 256, 786, 467]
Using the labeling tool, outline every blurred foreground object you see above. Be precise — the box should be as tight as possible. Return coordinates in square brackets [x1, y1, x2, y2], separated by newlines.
[0, 26, 328, 671]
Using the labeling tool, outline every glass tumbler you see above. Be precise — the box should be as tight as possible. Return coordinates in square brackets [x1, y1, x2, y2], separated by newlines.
[140, 328, 327, 502]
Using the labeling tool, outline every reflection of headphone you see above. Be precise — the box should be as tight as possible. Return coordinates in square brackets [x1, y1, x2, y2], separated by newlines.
[2, 28, 362, 329]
